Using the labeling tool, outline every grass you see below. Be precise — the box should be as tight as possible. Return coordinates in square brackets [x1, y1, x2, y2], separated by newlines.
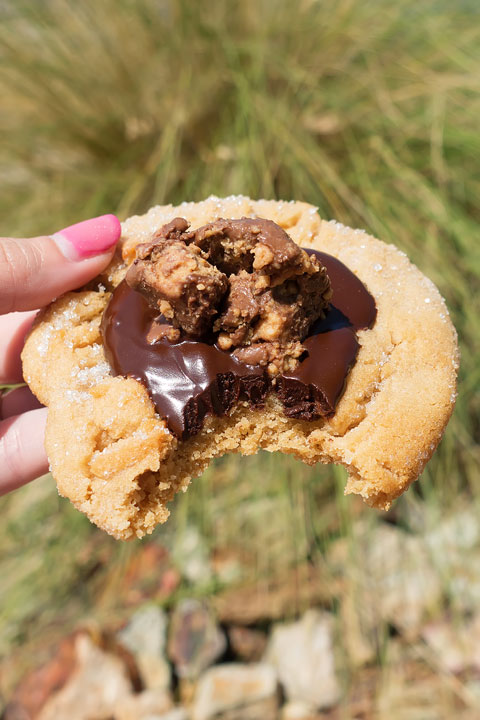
[0, 0, 479, 714]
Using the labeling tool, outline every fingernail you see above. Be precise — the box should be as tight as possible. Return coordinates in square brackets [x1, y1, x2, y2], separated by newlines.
[52, 214, 121, 260]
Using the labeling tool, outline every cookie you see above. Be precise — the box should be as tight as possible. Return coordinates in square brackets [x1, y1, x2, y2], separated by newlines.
[22, 196, 459, 539]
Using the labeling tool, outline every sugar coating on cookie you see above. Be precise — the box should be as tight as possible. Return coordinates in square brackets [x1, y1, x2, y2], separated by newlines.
[22, 196, 459, 539]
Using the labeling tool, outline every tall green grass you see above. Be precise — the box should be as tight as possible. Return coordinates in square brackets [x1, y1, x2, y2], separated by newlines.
[0, 0, 479, 694]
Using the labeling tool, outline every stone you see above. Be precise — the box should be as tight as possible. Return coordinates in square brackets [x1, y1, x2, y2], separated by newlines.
[168, 599, 226, 679]
[227, 626, 267, 662]
[5, 633, 78, 719]
[157, 709, 190, 720]
[214, 564, 332, 625]
[421, 614, 480, 674]
[120, 543, 175, 606]
[281, 700, 318, 720]
[119, 605, 168, 657]
[328, 522, 442, 634]
[424, 508, 479, 568]
[265, 610, 340, 709]
[115, 688, 173, 720]
[192, 663, 278, 720]
[211, 549, 243, 585]
[423, 508, 480, 613]
[444, 555, 480, 614]
[375, 638, 443, 719]
[118, 605, 171, 691]
[37, 634, 132, 720]
[173, 526, 213, 586]
[338, 590, 376, 668]
[1, 704, 29, 720]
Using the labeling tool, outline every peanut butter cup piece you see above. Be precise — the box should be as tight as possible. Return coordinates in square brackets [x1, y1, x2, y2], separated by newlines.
[192, 217, 319, 284]
[126, 217, 228, 338]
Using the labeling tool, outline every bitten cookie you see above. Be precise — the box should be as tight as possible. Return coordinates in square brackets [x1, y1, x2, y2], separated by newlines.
[22, 196, 459, 539]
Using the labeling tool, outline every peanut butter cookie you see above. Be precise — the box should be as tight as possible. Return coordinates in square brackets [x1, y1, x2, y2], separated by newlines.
[22, 196, 458, 539]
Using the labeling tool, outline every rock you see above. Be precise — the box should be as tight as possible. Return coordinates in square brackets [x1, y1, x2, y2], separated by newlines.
[338, 590, 376, 668]
[168, 599, 226, 679]
[37, 634, 132, 720]
[118, 605, 171, 691]
[119, 605, 168, 658]
[5, 633, 78, 719]
[421, 614, 480, 674]
[1, 704, 30, 720]
[227, 626, 267, 662]
[424, 509, 480, 613]
[444, 555, 480, 614]
[421, 621, 466, 674]
[464, 679, 480, 706]
[121, 543, 175, 606]
[173, 527, 213, 586]
[214, 564, 332, 625]
[192, 663, 278, 720]
[211, 549, 243, 585]
[329, 522, 442, 634]
[157, 709, 190, 720]
[281, 700, 318, 719]
[115, 688, 173, 720]
[375, 638, 443, 719]
[467, 614, 480, 671]
[424, 508, 479, 568]
[265, 610, 340, 709]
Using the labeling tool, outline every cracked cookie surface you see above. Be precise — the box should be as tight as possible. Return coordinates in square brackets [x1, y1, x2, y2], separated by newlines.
[22, 196, 459, 539]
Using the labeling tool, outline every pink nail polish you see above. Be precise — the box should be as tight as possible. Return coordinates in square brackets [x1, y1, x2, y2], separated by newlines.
[52, 214, 121, 260]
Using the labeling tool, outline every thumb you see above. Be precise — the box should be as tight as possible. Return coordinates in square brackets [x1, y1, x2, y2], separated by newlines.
[0, 214, 121, 314]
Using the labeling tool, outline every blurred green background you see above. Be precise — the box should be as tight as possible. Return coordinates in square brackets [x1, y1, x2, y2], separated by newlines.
[0, 0, 479, 716]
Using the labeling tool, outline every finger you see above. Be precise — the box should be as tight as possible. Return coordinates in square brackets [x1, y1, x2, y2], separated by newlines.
[0, 310, 37, 384]
[0, 214, 121, 314]
[0, 407, 48, 495]
[0, 386, 44, 420]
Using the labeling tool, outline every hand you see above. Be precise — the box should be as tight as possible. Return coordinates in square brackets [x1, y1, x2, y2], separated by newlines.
[0, 215, 121, 496]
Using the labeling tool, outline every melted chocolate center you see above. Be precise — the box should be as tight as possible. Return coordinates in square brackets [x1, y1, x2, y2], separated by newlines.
[101, 250, 376, 439]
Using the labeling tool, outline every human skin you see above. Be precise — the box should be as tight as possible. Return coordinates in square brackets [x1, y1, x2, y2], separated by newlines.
[0, 215, 121, 495]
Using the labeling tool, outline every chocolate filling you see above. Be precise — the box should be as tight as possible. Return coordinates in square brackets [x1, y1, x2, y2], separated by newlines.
[101, 250, 376, 439]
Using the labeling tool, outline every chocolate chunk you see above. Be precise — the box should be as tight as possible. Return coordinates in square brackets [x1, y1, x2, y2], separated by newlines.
[198, 220, 332, 370]
[146, 321, 181, 344]
[214, 258, 331, 374]
[215, 271, 261, 349]
[125, 218, 228, 338]
[232, 341, 305, 376]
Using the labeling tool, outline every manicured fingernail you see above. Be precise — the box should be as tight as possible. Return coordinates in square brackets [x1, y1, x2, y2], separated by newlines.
[52, 214, 121, 260]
